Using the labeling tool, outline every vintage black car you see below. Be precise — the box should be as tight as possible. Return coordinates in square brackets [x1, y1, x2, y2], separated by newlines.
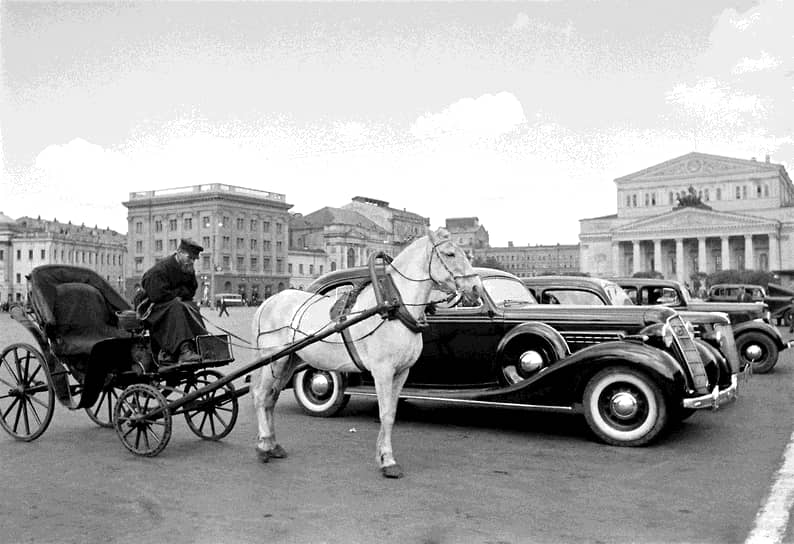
[291, 267, 741, 447]
[615, 277, 791, 374]
[707, 283, 794, 326]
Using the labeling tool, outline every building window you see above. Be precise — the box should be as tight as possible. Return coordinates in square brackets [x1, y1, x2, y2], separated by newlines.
[222, 256, 230, 269]
[331, 262, 337, 271]
[735, 186, 741, 199]
[237, 256, 244, 270]
[276, 223, 283, 234]
[135, 222, 143, 234]
[16, 273, 21, 284]
[236, 237, 244, 249]
[169, 219, 177, 231]
[263, 240, 272, 252]
[309, 264, 314, 275]
[155, 220, 163, 232]
[202, 236, 210, 248]
[222, 236, 230, 249]
[28, 250, 33, 260]
[264, 257, 271, 271]
[250, 239, 257, 250]
[16, 250, 20, 260]
[136, 241, 143, 253]
[250, 219, 257, 231]
[263, 221, 270, 233]
[644, 194, 649, 206]
[627, 195, 632, 207]
[276, 259, 283, 273]
[764, 185, 769, 197]
[276, 241, 283, 253]
[168, 239, 177, 251]
[184, 217, 193, 230]
[155, 240, 163, 251]
[743, 186, 748, 199]
[202, 255, 210, 269]
[716, 188, 722, 200]
[236, 218, 244, 230]
[704, 189, 710, 201]
[135, 258, 144, 272]
[0, 250, 4, 261]
[299, 263, 304, 274]
[632, 194, 637, 207]
[250, 257, 257, 270]
[40, 250, 45, 259]
[222, 216, 229, 227]
[203, 216, 210, 228]
[288, 263, 293, 274]
[319, 265, 323, 274]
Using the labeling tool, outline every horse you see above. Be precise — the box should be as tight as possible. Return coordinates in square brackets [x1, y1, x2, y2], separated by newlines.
[250, 228, 481, 478]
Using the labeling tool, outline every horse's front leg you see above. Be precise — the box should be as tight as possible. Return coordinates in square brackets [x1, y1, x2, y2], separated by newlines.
[251, 355, 296, 462]
[372, 366, 411, 478]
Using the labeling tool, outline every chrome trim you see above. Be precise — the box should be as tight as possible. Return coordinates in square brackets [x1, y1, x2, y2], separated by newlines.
[347, 390, 575, 413]
[682, 374, 739, 410]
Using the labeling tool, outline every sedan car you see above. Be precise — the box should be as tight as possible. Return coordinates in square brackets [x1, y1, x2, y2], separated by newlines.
[290, 267, 741, 447]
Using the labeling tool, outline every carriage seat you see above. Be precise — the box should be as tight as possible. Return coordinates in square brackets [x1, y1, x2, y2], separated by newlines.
[51, 282, 127, 356]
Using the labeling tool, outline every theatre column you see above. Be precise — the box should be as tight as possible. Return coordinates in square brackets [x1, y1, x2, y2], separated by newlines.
[698, 237, 707, 273]
[721, 236, 731, 270]
[769, 233, 780, 271]
[675, 238, 685, 283]
[653, 239, 662, 275]
[633, 240, 642, 274]
[744, 235, 754, 270]
[611, 243, 621, 276]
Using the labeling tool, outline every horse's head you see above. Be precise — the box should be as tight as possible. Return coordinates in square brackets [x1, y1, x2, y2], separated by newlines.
[427, 228, 482, 306]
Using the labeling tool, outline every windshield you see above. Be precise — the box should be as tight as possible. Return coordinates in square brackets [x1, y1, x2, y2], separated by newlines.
[483, 277, 538, 306]
[673, 282, 692, 304]
[603, 282, 635, 305]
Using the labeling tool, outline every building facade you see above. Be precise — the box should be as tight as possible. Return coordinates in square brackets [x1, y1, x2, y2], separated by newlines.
[290, 197, 430, 272]
[0, 213, 127, 304]
[444, 217, 490, 256]
[579, 152, 794, 283]
[481, 242, 580, 277]
[123, 184, 293, 304]
[287, 248, 328, 290]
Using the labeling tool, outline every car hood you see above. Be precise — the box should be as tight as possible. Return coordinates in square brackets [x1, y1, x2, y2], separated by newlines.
[685, 301, 766, 315]
[499, 304, 678, 325]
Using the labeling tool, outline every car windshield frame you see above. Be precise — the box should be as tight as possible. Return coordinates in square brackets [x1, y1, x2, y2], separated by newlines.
[483, 276, 538, 307]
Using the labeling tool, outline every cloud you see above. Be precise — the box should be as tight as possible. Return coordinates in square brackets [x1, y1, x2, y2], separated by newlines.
[511, 12, 531, 31]
[665, 77, 766, 126]
[733, 51, 782, 74]
[410, 92, 527, 141]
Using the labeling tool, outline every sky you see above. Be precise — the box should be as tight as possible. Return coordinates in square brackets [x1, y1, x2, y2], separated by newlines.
[1, 0, 792, 246]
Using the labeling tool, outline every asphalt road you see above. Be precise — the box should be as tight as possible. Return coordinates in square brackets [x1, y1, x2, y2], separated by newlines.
[2, 306, 794, 544]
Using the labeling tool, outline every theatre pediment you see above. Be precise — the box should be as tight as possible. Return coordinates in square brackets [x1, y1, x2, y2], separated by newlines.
[616, 152, 779, 183]
[612, 208, 777, 238]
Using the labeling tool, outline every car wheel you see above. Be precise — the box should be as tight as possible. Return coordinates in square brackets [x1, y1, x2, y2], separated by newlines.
[293, 368, 350, 417]
[499, 338, 559, 385]
[583, 367, 668, 447]
[736, 332, 778, 374]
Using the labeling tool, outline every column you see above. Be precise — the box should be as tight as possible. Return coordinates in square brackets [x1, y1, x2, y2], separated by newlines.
[698, 237, 707, 273]
[769, 233, 780, 271]
[675, 238, 685, 283]
[632, 240, 642, 275]
[721, 236, 731, 270]
[744, 235, 754, 270]
[653, 239, 662, 275]
[611, 243, 621, 276]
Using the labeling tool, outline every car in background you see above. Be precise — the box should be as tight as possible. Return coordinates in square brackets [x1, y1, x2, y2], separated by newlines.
[214, 293, 245, 307]
[615, 277, 791, 374]
[292, 267, 741, 447]
[707, 283, 793, 326]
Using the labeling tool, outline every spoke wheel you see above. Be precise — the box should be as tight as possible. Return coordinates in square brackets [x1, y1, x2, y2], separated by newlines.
[85, 386, 121, 428]
[114, 384, 172, 457]
[0, 343, 54, 441]
[183, 369, 239, 441]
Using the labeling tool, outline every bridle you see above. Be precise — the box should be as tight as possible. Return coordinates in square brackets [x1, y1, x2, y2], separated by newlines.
[386, 239, 478, 295]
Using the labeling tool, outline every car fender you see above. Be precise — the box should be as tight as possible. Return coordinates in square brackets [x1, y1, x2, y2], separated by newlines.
[495, 321, 570, 361]
[509, 340, 688, 407]
[733, 320, 786, 350]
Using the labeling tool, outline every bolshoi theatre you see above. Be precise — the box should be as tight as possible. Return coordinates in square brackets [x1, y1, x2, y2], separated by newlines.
[579, 152, 794, 284]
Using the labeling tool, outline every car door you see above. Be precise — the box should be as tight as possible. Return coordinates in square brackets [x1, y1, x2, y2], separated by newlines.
[415, 289, 504, 387]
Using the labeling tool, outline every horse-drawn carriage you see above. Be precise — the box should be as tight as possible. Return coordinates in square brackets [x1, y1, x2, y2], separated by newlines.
[1, 265, 240, 455]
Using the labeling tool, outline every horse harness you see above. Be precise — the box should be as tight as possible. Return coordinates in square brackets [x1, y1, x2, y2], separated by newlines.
[329, 253, 428, 372]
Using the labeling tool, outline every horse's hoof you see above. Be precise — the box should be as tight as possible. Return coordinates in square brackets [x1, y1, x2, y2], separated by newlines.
[268, 444, 288, 459]
[381, 464, 404, 479]
[255, 446, 271, 463]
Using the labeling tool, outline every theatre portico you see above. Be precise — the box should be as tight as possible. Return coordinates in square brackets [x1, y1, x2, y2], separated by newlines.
[580, 152, 794, 284]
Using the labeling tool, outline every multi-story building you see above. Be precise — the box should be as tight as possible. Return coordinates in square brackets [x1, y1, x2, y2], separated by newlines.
[290, 197, 429, 271]
[444, 217, 490, 256]
[481, 242, 580, 277]
[579, 152, 794, 283]
[287, 248, 328, 290]
[0, 213, 127, 304]
[123, 184, 293, 304]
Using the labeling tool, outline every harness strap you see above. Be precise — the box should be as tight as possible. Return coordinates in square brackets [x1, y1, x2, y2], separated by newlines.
[339, 316, 368, 372]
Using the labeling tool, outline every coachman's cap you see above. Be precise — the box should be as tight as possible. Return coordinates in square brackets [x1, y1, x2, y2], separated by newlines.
[178, 238, 204, 258]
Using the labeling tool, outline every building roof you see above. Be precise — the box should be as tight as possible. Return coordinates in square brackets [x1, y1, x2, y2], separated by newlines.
[0, 211, 14, 224]
[446, 217, 479, 229]
[300, 207, 387, 233]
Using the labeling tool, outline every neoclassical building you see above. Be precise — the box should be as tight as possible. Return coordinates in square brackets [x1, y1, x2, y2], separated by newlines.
[579, 152, 794, 283]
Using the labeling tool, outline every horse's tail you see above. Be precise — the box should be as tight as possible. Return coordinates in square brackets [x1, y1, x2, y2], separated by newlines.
[251, 297, 273, 353]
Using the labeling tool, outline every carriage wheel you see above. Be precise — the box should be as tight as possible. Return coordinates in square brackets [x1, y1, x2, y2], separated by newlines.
[85, 386, 121, 428]
[183, 369, 239, 441]
[114, 384, 172, 457]
[0, 343, 55, 441]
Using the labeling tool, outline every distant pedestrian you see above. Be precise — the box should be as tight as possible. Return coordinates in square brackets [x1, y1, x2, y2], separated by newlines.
[218, 297, 229, 317]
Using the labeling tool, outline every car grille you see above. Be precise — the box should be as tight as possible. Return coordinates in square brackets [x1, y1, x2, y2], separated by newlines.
[668, 315, 709, 394]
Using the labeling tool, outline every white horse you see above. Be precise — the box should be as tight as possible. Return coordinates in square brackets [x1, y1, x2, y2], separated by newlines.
[250, 228, 481, 478]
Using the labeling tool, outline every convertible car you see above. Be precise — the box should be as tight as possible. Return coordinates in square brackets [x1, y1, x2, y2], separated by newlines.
[289, 267, 741, 447]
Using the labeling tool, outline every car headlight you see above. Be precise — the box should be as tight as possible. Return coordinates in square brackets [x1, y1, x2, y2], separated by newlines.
[662, 322, 675, 347]
[685, 321, 695, 336]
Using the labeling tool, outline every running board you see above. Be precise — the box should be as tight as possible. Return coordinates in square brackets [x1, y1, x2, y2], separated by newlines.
[345, 388, 575, 413]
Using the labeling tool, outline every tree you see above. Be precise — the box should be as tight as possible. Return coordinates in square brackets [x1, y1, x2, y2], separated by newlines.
[705, 269, 778, 288]
[632, 270, 663, 279]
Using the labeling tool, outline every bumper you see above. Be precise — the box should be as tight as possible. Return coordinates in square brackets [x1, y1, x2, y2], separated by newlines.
[787, 339, 794, 350]
[682, 372, 744, 410]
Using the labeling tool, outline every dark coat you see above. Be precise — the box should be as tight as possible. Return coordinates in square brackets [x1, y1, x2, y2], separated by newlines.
[141, 255, 206, 354]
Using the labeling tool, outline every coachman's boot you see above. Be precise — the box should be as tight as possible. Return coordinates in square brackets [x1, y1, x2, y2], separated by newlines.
[178, 341, 202, 363]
